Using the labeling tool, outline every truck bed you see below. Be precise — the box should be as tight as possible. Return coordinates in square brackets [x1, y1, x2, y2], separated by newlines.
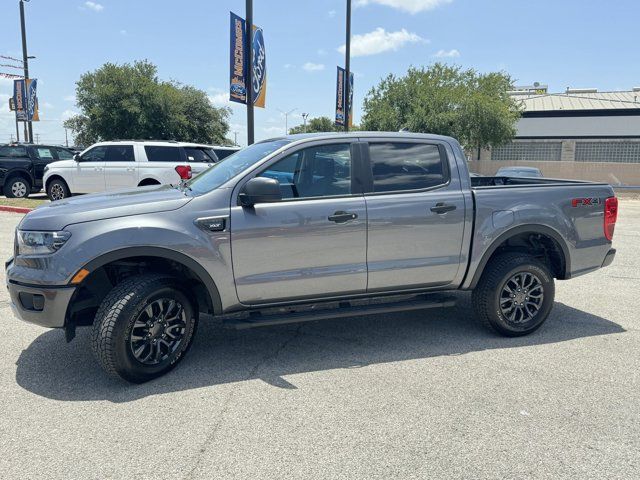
[470, 175, 596, 188]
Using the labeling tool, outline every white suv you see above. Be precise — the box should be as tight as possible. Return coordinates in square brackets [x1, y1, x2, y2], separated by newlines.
[43, 140, 239, 200]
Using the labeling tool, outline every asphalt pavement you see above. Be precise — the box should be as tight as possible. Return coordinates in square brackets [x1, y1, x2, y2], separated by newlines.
[0, 202, 638, 479]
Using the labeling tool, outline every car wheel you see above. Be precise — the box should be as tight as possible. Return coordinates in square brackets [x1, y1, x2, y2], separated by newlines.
[4, 176, 31, 199]
[91, 274, 198, 383]
[472, 253, 555, 336]
[47, 178, 71, 201]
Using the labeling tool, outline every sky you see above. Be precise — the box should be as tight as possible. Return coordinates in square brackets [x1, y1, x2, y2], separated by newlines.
[1, 0, 639, 146]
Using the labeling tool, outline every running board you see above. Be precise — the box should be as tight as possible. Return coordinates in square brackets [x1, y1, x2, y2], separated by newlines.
[221, 293, 457, 330]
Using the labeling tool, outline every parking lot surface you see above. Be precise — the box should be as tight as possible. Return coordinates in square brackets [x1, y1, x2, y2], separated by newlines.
[0, 202, 639, 479]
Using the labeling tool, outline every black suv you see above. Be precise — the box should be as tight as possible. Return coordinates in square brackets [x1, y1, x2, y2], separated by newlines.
[0, 143, 76, 198]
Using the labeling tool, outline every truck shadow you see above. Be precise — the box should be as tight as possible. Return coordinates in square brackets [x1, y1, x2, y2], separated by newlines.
[15, 294, 625, 402]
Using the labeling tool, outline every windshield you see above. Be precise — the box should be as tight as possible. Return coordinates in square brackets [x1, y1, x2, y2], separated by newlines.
[186, 139, 290, 194]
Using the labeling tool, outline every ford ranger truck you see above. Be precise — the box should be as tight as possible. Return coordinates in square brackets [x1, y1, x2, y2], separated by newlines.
[6, 133, 618, 383]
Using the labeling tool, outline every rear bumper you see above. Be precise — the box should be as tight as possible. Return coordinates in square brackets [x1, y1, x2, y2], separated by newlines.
[602, 248, 616, 268]
[6, 259, 75, 329]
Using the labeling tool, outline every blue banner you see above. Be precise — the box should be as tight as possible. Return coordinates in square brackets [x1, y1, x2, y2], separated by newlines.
[26, 78, 38, 121]
[335, 67, 353, 127]
[13, 79, 27, 121]
[229, 12, 247, 104]
[251, 25, 267, 108]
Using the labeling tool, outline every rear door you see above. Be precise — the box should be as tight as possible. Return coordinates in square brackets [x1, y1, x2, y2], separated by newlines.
[363, 139, 466, 292]
[230, 141, 367, 304]
[103, 145, 138, 190]
[30, 146, 57, 187]
[73, 145, 107, 193]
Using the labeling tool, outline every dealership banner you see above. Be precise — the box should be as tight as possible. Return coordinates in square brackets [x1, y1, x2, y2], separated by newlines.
[229, 12, 266, 108]
[13, 78, 39, 121]
[13, 79, 26, 121]
[27, 78, 39, 121]
[335, 66, 353, 127]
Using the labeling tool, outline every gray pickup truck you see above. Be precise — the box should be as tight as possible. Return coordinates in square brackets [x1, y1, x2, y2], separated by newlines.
[6, 132, 618, 382]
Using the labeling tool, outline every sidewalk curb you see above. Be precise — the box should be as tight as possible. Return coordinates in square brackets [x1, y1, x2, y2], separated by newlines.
[0, 205, 33, 214]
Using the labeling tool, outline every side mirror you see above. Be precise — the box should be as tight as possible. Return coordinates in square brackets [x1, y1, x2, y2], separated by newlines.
[73, 153, 80, 162]
[239, 177, 282, 207]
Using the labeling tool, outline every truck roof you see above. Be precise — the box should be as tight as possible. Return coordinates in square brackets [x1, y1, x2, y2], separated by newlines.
[262, 131, 458, 143]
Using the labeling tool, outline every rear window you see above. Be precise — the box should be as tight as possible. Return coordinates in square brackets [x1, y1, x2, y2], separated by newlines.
[145, 146, 182, 162]
[214, 148, 238, 160]
[368, 142, 447, 193]
[184, 147, 218, 163]
[106, 145, 135, 162]
[54, 148, 75, 160]
[0, 146, 27, 158]
[35, 147, 55, 159]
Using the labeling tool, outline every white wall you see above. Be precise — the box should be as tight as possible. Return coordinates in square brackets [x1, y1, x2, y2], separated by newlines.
[516, 115, 640, 137]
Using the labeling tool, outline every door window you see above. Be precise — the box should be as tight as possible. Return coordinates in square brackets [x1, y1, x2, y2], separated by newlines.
[35, 147, 55, 159]
[184, 147, 218, 163]
[54, 148, 74, 160]
[106, 145, 135, 162]
[80, 146, 108, 162]
[259, 144, 352, 199]
[368, 143, 447, 193]
[0, 146, 28, 157]
[145, 146, 182, 162]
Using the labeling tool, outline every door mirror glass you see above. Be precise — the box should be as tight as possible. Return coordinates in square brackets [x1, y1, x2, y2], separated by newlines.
[239, 177, 282, 207]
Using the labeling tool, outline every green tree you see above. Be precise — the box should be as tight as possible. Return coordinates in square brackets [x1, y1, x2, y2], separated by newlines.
[288, 116, 359, 134]
[361, 63, 521, 151]
[63, 60, 231, 145]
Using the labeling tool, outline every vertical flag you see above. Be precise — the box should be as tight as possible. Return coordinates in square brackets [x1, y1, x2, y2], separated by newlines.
[26, 78, 39, 122]
[13, 79, 26, 121]
[229, 12, 267, 108]
[335, 66, 354, 127]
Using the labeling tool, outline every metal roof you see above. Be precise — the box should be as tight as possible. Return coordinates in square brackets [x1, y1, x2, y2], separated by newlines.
[514, 90, 640, 112]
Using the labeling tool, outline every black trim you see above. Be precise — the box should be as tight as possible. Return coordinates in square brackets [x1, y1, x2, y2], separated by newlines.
[80, 247, 223, 314]
[523, 109, 640, 118]
[466, 224, 571, 289]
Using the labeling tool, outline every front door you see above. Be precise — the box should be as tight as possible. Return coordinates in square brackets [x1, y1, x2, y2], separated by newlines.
[363, 140, 466, 291]
[230, 142, 367, 305]
[73, 145, 106, 193]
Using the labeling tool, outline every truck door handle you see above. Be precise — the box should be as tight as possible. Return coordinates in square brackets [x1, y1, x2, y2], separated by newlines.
[126, 167, 135, 172]
[328, 211, 358, 223]
[430, 203, 456, 214]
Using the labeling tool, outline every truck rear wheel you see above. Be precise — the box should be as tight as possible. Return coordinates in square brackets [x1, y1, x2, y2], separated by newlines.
[47, 178, 71, 201]
[91, 274, 198, 383]
[472, 253, 555, 336]
[4, 176, 31, 198]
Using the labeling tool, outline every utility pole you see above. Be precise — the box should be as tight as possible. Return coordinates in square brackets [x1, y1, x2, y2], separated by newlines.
[35, 132, 40, 143]
[278, 108, 296, 135]
[344, 0, 351, 132]
[64, 127, 68, 146]
[233, 131, 238, 145]
[246, 0, 254, 145]
[19, 0, 33, 143]
[301, 113, 309, 133]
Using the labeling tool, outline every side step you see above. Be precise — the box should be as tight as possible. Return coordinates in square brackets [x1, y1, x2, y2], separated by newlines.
[221, 293, 457, 330]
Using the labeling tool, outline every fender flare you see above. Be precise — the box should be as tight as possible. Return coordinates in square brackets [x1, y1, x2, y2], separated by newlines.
[81, 246, 222, 314]
[466, 224, 571, 289]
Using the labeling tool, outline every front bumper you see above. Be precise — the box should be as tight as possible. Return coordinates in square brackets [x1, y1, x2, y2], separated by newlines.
[6, 259, 75, 328]
[602, 248, 616, 268]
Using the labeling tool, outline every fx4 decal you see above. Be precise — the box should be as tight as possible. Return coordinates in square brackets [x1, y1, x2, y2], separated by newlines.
[572, 197, 601, 207]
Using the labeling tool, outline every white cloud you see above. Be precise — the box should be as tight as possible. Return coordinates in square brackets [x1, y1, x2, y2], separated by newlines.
[355, 0, 452, 14]
[208, 92, 232, 107]
[64, 94, 76, 103]
[328, 10, 337, 18]
[84, 1, 104, 12]
[338, 28, 426, 57]
[303, 62, 325, 72]
[433, 48, 460, 58]
[61, 109, 78, 121]
[120, 30, 128, 36]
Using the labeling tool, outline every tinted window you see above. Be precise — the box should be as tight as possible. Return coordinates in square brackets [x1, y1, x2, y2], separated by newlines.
[214, 148, 238, 160]
[35, 147, 55, 159]
[55, 148, 74, 160]
[0, 146, 28, 158]
[259, 144, 351, 199]
[369, 143, 446, 192]
[145, 146, 182, 162]
[80, 146, 108, 162]
[106, 145, 135, 162]
[184, 147, 217, 163]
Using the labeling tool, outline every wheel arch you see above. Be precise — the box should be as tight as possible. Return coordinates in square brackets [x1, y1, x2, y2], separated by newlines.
[138, 177, 162, 187]
[466, 224, 571, 290]
[45, 174, 69, 191]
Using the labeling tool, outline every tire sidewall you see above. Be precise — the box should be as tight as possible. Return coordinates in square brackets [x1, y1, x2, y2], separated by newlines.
[490, 260, 555, 335]
[6, 177, 30, 198]
[112, 282, 197, 382]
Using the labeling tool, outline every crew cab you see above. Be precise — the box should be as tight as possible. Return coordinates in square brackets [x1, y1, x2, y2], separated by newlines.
[0, 143, 75, 198]
[43, 140, 234, 200]
[7, 132, 617, 382]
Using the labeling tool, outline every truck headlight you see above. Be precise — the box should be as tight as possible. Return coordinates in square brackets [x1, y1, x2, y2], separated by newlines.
[16, 230, 71, 255]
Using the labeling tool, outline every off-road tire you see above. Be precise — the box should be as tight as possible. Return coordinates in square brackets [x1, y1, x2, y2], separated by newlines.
[4, 176, 31, 199]
[47, 178, 71, 201]
[472, 253, 555, 336]
[91, 274, 198, 383]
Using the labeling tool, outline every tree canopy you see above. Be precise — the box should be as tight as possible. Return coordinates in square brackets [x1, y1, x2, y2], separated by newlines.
[64, 60, 231, 145]
[361, 63, 522, 150]
[288, 116, 359, 134]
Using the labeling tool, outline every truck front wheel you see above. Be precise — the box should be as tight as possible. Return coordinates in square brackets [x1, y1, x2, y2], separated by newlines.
[472, 253, 555, 336]
[91, 274, 198, 383]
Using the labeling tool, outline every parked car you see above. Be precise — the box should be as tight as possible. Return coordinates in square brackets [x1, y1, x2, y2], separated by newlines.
[43, 140, 229, 201]
[0, 143, 76, 198]
[7, 132, 617, 382]
[496, 166, 543, 178]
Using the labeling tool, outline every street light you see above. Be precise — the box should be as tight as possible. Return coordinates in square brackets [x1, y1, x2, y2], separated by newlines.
[301, 113, 309, 133]
[278, 108, 297, 135]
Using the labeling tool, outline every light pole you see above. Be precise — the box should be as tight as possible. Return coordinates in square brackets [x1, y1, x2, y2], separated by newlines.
[246, 0, 254, 145]
[344, 0, 351, 132]
[278, 108, 297, 135]
[19, 0, 33, 143]
[301, 113, 309, 133]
